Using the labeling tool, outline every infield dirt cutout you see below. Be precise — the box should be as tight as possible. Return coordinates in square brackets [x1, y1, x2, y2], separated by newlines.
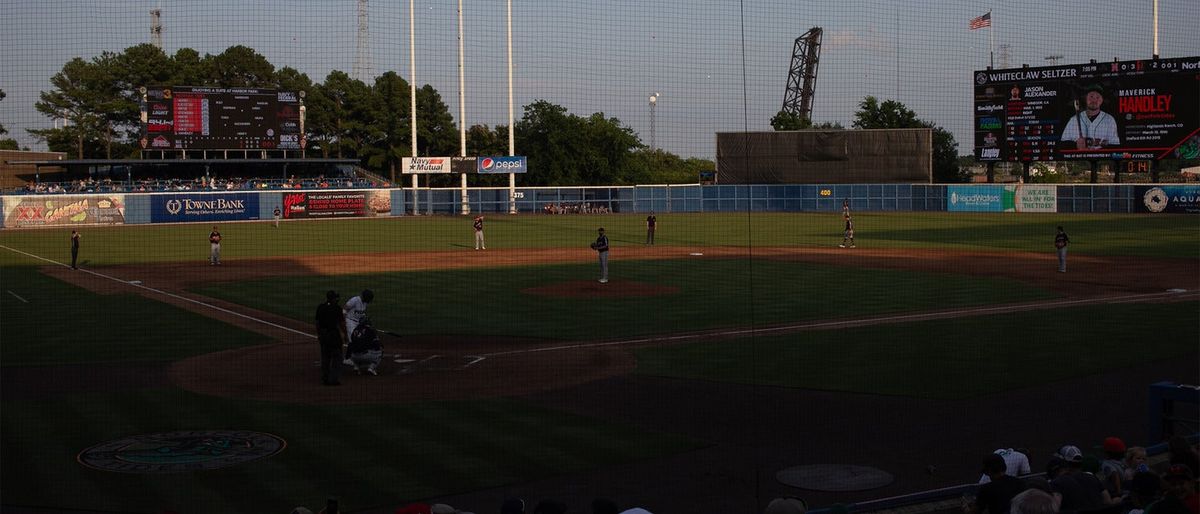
[40, 246, 1197, 405]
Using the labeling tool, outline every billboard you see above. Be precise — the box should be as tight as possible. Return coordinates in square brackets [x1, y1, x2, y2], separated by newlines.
[947, 185, 1058, 212]
[3, 196, 126, 227]
[143, 87, 302, 151]
[281, 191, 391, 218]
[1135, 185, 1200, 213]
[973, 56, 1200, 162]
[716, 129, 932, 183]
[401, 157, 453, 174]
[150, 193, 259, 223]
[477, 156, 528, 173]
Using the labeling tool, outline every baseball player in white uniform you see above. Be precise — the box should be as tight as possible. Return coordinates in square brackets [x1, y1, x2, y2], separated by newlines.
[1060, 85, 1120, 149]
[342, 289, 373, 364]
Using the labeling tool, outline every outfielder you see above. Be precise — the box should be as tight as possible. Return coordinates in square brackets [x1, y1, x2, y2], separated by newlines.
[840, 215, 855, 248]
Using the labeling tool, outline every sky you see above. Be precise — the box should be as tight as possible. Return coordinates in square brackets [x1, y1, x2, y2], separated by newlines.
[1, 0, 1197, 159]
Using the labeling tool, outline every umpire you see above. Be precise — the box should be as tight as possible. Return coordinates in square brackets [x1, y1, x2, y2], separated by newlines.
[316, 290, 347, 386]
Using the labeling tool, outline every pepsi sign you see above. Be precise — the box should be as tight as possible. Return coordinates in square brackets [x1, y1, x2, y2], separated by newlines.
[477, 156, 528, 174]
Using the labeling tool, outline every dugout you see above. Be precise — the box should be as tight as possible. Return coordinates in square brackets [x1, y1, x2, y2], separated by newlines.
[715, 128, 932, 184]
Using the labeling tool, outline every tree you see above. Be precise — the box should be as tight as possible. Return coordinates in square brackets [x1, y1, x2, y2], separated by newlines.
[364, 71, 412, 181]
[206, 45, 276, 87]
[29, 56, 118, 158]
[310, 71, 377, 159]
[853, 96, 965, 183]
[414, 85, 458, 158]
[771, 110, 811, 131]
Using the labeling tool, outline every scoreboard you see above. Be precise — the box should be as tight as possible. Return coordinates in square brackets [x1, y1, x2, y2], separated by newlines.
[973, 56, 1200, 162]
[143, 87, 302, 151]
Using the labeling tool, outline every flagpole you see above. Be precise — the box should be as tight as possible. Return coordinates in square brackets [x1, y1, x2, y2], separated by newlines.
[989, 9, 994, 68]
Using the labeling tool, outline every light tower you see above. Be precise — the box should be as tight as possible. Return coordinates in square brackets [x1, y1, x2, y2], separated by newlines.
[354, 0, 373, 82]
[150, 8, 163, 49]
[649, 92, 660, 151]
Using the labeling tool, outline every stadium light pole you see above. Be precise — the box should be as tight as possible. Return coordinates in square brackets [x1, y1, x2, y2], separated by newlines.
[649, 92, 660, 150]
[458, 0, 469, 215]
[507, 0, 516, 214]
[409, 0, 419, 215]
[1153, 0, 1159, 58]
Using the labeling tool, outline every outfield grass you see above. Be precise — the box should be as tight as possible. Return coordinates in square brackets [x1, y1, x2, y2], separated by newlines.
[192, 259, 1057, 340]
[633, 302, 1200, 399]
[0, 212, 1195, 266]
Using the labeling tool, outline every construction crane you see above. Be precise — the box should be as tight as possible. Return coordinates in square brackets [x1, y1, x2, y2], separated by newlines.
[781, 27, 823, 121]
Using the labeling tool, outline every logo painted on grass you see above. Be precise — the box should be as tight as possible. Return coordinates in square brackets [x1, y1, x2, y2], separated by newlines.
[77, 430, 285, 473]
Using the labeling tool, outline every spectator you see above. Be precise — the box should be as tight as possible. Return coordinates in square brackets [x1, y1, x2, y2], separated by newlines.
[1161, 465, 1198, 514]
[1126, 447, 1150, 480]
[764, 497, 807, 514]
[1009, 489, 1060, 514]
[1099, 437, 1129, 497]
[1168, 436, 1200, 479]
[970, 454, 1029, 514]
[1123, 471, 1163, 514]
[1050, 446, 1116, 512]
[982, 449, 1034, 484]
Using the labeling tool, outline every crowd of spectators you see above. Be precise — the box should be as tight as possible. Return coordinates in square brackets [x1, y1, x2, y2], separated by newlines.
[281, 435, 1197, 514]
[964, 435, 1199, 514]
[542, 202, 611, 214]
[15, 175, 388, 194]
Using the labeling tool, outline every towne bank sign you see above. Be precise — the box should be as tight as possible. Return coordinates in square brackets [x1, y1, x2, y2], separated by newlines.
[151, 193, 259, 222]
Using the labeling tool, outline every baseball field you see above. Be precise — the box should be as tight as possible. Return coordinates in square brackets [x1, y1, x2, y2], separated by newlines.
[1, 211, 1197, 514]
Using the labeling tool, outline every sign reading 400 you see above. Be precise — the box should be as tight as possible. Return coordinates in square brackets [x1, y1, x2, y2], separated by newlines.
[151, 193, 259, 222]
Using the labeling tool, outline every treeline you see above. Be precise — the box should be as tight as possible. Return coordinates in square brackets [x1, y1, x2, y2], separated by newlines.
[21, 44, 711, 186]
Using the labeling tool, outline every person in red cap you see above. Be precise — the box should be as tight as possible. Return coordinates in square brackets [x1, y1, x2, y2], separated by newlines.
[1100, 436, 1128, 497]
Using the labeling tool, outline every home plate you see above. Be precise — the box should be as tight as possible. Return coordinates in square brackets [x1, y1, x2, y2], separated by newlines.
[129, 280, 142, 285]
[689, 252, 703, 256]
[1167, 288, 1187, 293]
[393, 358, 416, 364]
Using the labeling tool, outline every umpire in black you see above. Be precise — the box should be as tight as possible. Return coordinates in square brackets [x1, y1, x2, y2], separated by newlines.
[316, 290, 347, 386]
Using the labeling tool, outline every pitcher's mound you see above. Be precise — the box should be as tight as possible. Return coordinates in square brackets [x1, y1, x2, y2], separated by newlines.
[523, 280, 679, 298]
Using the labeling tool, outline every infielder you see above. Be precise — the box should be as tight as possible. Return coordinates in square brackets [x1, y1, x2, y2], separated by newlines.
[591, 227, 609, 283]
[273, 206, 281, 228]
[208, 226, 222, 265]
[342, 289, 374, 363]
[473, 215, 486, 250]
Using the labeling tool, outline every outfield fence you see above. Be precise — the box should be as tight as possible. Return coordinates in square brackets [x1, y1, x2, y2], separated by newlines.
[2, 183, 1197, 228]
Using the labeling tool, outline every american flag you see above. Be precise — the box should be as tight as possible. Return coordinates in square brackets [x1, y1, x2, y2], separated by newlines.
[969, 12, 992, 30]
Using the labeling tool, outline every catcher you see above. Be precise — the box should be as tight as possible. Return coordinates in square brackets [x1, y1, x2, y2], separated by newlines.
[347, 316, 383, 376]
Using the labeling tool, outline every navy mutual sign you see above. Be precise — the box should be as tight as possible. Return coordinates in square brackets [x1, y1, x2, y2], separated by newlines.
[974, 56, 1200, 162]
[77, 430, 286, 473]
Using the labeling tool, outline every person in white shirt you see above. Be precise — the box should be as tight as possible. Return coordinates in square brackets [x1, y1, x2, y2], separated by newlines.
[342, 289, 374, 364]
[1061, 84, 1120, 149]
[978, 448, 1032, 483]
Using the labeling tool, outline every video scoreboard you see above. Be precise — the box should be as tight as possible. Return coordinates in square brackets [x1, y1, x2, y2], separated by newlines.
[143, 87, 302, 151]
[973, 56, 1200, 162]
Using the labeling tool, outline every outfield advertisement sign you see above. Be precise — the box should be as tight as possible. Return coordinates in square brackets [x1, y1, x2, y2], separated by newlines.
[947, 185, 1058, 212]
[281, 190, 391, 218]
[477, 156, 528, 173]
[150, 193, 258, 222]
[401, 157, 452, 174]
[3, 195, 126, 227]
[1135, 185, 1200, 213]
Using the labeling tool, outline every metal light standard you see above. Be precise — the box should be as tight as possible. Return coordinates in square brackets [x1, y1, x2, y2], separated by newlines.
[649, 92, 660, 150]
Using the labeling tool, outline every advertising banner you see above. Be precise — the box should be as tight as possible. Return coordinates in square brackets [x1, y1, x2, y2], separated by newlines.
[1014, 185, 1058, 212]
[973, 56, 1200, 162]
[477, 156, 528, 174]
[281, 190, 391, 219]
[3, 195, 126, 227]
[401, 157, 452, 174]
[1135, 185, 1200, 213]
[451, 157, 477, 174]
[947, 185, 1015, 212]
[150, 193, 258, 223]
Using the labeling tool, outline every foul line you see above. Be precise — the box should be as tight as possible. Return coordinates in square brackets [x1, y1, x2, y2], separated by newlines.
[0, 245, 314, 339]
[480, 289, 1197, 358]
[7, 290, 29, 303]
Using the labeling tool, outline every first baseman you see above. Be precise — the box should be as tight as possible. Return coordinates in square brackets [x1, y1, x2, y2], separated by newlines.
[209, 226, 222, 265]
[473, 215, 486, 250]
[591, 227, 609, 283]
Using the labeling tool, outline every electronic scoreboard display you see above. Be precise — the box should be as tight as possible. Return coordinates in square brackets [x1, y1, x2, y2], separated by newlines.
[143, 87, 302, 151]
[973, 56, 1200, 162]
